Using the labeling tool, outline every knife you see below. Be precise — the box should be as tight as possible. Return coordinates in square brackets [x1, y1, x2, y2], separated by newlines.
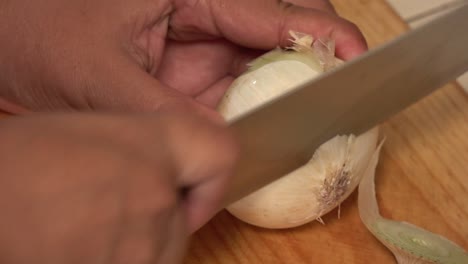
[223, 3, 468, 206]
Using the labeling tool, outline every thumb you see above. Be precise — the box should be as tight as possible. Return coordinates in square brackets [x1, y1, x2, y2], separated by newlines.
[88, 52, 182, 112]
[283, 0, 336, 14]
[157, 108, 239, 233]
[86, 51, 223, 121]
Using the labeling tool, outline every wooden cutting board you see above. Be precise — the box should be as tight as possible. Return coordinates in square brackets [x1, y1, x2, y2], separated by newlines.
[183, 0, 468, 263]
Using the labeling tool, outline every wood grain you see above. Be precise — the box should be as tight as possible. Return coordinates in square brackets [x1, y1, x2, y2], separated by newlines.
[183, 0, 468, 263]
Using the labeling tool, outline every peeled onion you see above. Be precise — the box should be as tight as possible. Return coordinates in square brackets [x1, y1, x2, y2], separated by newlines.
[218, 31, 380, 229]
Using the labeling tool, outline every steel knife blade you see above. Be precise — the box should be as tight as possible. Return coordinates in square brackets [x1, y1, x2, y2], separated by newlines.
[223, 4, 468, 206]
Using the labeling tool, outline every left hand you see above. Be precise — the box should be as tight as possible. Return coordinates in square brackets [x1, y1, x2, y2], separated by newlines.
[0, 0, 367, 114]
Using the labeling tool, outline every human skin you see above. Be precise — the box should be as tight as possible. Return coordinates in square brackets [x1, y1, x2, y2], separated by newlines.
[0, 0, 367, 263]
[0, 0, 366, 113]
[0, 110, 238, 264]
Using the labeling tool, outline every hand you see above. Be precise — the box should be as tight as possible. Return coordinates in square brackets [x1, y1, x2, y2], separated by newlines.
[0, 110, 237, 263]
[0, 0, 367, 114]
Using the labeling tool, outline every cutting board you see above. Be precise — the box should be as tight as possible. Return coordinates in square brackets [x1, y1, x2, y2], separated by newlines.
[183, 0, 468, 263]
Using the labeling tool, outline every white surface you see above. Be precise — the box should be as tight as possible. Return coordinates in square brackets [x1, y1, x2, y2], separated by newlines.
[407, 1, 466, 27]
[386, 0, 459, 20]
[458, 73, 468, 93]
[386, 0, 468, 93]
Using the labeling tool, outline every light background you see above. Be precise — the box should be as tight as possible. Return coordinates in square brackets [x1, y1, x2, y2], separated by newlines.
[386, 0, 468, 93]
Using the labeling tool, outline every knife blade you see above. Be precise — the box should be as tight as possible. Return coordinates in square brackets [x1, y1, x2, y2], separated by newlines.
[223, 3, 468, 206]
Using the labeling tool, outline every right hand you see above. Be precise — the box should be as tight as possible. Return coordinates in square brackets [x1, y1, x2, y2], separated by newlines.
[0, 110, 238, 264]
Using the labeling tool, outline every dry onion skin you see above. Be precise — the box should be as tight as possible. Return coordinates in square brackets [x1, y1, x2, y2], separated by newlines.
[358, 142, 468, 264]
[217, 31, 380, 229]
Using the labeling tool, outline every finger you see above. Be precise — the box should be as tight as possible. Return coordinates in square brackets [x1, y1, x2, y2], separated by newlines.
[105, 150, 189, 263]
[155, 39, 238, 98]
[112, 202, 188, 264]
[159, 110, 239, 232]
[156, 209, 189, 263]
[171, 0, 367, 60]
[194, 75, 235, 108]
[155, 40, 260, 108]
[0, 98, 29, 114]
[78, 48, 224, 120]
[283, 0, 336, 14]
[111, 197, 174, 263]
[87, 51, 183, 112]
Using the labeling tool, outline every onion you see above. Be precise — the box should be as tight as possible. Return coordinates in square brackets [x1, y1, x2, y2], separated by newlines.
[358, 141, 468, 263]
[218, 31, 380, 229]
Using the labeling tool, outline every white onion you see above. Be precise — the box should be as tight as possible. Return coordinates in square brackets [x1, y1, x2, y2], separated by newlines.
[218, 31, 380, 229]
